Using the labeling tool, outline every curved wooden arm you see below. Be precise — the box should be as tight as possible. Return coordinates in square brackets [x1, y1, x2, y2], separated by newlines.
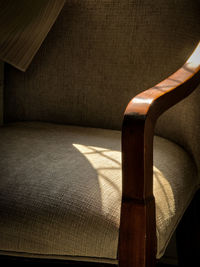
[122, 42, 200, 201]
[118, 43, 200, 267]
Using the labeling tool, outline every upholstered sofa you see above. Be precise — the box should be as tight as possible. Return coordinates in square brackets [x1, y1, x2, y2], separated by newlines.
[0, 1, 200, 266]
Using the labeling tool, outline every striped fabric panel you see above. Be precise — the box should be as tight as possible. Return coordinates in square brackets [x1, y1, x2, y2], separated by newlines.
[0, 0, 65, 71]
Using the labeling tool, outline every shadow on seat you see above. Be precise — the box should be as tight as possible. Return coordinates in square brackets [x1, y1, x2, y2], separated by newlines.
[0, 1, 200, 267]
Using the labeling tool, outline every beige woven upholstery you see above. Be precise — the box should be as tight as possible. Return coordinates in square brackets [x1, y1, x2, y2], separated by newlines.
[1, 0, 200, 264]
[4, 1, 200, 131]
[0, 122, 198, 262]
[4, 0, 200, 182]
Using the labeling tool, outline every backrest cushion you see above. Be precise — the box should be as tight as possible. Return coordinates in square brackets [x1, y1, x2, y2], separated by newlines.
[156, 87, 200, 178]
[4, 1, 200, 172]
[4, 1, 200, 128]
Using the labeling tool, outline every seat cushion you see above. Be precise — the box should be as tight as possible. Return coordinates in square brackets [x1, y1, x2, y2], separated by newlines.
[0, 122, 198, 263]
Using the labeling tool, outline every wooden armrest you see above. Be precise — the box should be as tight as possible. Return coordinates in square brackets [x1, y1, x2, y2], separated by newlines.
[122, 42, 200, 201]
[118, 43, 200, 267]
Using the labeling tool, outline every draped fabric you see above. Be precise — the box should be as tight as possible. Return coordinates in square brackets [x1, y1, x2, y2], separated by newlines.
[0, 0, 65, 71]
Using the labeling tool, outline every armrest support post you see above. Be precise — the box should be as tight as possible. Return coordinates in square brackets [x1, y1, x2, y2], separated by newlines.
[119, 42, 200, 267]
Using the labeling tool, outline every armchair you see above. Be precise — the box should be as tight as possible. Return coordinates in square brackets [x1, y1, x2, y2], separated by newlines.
[0, 1, 200, 267]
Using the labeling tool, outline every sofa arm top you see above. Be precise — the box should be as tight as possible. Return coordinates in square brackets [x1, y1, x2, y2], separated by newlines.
[122, 42, 200, 200]
[124, 42, 200, 122]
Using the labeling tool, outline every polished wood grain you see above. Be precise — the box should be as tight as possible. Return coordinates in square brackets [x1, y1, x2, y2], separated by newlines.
[119, 42, 200, 267]
[0, 0, 65, 71]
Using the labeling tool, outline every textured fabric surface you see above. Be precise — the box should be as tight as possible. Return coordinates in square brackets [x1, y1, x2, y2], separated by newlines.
[3, 1, 200, 193]
[156, 85, 200, 183]
[0, 122, 198, 262]
[0, 61, 3, 125]
[4, 0, 200, 128]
